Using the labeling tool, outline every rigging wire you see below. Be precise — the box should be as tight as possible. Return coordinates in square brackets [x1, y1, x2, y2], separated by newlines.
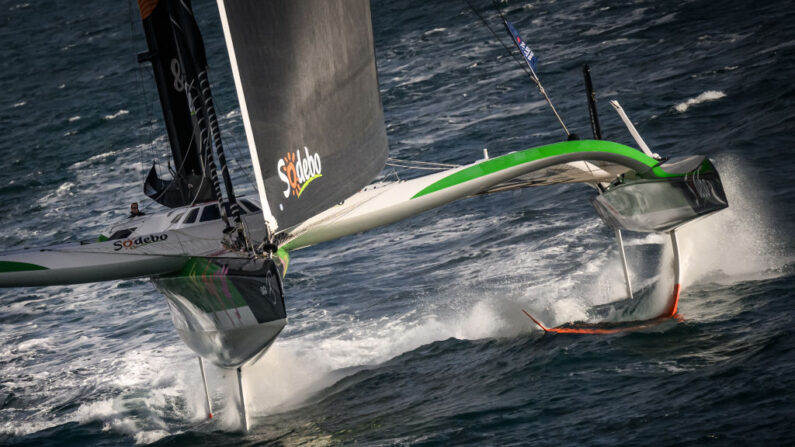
[225, 140, 258, 194]
[127, 0, 147, 185]
[388, 158, 460, 168]
[489, 0, 570, 135]
[385, 157, 461, 172]
[464, 0, 534, 81]
[463, 0, 570, 137]
[212, 108, 258, 195]
[128, 0, 162, 187]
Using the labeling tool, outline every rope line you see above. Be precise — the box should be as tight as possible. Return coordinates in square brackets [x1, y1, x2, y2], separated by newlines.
[385, 157, 461, 171]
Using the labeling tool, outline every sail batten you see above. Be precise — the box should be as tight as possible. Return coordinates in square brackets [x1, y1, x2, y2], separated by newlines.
[216, 0, 389, 233]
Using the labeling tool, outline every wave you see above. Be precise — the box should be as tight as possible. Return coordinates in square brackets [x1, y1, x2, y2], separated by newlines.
[675, 154, 793, 286]
[674, 90, 726, 113]
[104, 110, 129, 120]
[69, 150, 121, 170]
[423, 27, 446, 36]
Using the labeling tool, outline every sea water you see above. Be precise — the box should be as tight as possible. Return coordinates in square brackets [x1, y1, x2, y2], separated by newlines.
[0, 0, 793, 445]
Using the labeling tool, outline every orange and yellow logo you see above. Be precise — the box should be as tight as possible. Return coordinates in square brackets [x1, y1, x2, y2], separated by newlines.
[277, 146, 322, 199]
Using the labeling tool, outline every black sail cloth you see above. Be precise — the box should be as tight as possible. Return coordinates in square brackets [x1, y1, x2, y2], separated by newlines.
[138, 0, 216, 208]
[218, 0, 389, 231]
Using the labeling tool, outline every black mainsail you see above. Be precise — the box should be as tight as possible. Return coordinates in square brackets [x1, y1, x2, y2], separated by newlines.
[217, 0, 389, 232]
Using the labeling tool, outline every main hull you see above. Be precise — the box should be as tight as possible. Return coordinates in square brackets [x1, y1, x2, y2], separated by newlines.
[0, 196, 267, 288]
[153, 256, 287, 368]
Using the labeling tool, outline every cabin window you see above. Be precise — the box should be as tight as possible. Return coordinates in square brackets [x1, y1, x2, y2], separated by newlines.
[108, 228, 136, 240]
[200, 205, 221, 222]
[240, 199, 260, 212]
[182, 208, 199, 224]
[170, 213, 184, 224]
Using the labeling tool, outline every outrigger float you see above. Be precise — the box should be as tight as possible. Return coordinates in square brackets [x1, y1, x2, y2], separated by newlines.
[0, 0, 727, 430]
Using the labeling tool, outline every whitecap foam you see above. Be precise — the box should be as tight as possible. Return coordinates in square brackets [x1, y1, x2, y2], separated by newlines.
[423, 27, 446, 36]
[235, 296, 535, 421]
[674, 90, 726, 112]
[0, 335, 203, 443]
[55, 181, 74, 196]
[675, 154, 792, 285]
[104, 109, 129, 120]
[73, 395, 173, 445]
[69, 150, 120, 169]
[231, 217, 649, 423]
[35, 182, 75, 206]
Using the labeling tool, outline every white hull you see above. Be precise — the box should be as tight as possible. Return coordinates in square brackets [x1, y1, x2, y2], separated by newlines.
[0, 196, 266, 287]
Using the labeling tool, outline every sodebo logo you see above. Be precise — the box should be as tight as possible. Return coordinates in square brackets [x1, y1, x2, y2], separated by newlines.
[277, 146, 322, 198]
[113, 233, 168, 251]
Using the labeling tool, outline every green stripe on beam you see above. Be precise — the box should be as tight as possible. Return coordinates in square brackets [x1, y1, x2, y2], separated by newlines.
[411, 140, 667, 199]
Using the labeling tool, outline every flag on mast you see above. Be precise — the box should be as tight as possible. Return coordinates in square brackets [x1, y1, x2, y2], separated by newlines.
[504, 20, 538, 72]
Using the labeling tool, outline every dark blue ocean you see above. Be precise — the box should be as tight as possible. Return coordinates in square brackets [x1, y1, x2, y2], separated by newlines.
[1, 0, 794, 445]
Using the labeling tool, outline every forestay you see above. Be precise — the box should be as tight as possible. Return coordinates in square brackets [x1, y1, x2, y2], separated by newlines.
[217, 0, 389, 233]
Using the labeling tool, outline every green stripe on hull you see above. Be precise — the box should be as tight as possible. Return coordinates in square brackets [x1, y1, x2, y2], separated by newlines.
[159, 257, 248, 312]
[0, 261, 48, 273]
[411, 140, 682, 199]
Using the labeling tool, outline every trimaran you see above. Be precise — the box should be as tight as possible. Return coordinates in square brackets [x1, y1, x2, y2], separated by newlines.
[0, 0, 728, 430]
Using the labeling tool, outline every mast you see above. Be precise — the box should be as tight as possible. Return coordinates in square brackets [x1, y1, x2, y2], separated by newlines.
[166, 0, 246, 240]
[136, 0, 216, 208]
[138, 0, 247, 246]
